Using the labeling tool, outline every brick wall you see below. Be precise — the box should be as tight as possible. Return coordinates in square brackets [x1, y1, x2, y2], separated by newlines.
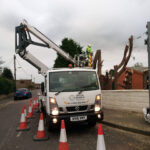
[117, 69, 143, 89]
[117, 71, 125, 89]
[16, 80, 32, 89]
[132, 71, 143, 89]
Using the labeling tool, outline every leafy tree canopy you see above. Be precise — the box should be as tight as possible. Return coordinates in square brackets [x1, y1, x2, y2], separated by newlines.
[133, 62, 143, 67]
[0, 57, 4, 65]
[0, 57, 4, 74]
[0, 77, 14, 94]
[2, 67, 14, 80]
[54, 38, 83, 68]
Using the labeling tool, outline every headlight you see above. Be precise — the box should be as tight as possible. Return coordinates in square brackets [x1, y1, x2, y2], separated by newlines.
[50, 98, 56, 103]
[49, 97, 59, 115]
[96, 95, 101, 100]
[94, 94, 101, 112]
[52, 108, 59, 115]
[94, 105, 100, 112]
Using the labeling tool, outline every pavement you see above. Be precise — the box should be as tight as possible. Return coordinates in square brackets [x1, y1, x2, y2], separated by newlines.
[0, 93, 13, 101]
[0, 94, 14, 110]
[103, 108, 150, 136]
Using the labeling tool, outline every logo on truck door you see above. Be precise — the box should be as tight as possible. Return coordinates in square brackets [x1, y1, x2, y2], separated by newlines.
[66, 94, 86, 105]
[75, 106, 79, 111]
[76, 94, 85, 101]
[69, 95, 75, 101]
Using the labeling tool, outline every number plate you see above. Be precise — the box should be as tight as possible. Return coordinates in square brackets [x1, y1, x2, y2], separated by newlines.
[70, 116, 87, 122]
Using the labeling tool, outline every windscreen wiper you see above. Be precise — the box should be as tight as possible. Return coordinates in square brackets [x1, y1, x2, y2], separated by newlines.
[55, 90, 64, 96]
[78, 85, 94, 94]
[78, 90, 84, 94]
[55, 89, 69, 96]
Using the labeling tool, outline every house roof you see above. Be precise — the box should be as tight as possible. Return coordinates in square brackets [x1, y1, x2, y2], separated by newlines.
[128, 66, 148, 72]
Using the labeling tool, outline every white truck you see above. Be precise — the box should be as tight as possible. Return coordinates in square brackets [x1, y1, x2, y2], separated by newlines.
[15, 20, 103, 127]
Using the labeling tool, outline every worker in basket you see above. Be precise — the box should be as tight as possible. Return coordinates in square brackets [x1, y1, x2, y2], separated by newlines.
[86, 44, 93, 56]
[86, 44, 93, 67]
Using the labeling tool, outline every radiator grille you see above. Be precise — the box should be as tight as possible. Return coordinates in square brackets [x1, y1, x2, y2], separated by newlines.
[66, 105, 88, 112]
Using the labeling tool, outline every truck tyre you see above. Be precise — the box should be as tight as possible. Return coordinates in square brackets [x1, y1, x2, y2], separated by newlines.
[43, 113, 53, 131]
[40, 100, 45, 114]
[100, 111, 104, 121]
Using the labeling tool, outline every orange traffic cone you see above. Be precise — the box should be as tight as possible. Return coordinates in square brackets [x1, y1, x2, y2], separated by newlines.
[30, 99, 32, 105]
[36, 98, 39, 107]
[35, 98, 40, 113]
[24, 104, 28, 122]
[33, 113, 48, 141]
[33, 98, 36, 109]
[58, 120, 69, 150]
[16, 107, 30, 131]
[36, 97, 39, 108]
[27, 103, 33, 118]
[96, 124, 106, 150]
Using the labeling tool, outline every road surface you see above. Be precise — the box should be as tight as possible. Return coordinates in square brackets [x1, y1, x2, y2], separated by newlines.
[0, 90, 150, 150]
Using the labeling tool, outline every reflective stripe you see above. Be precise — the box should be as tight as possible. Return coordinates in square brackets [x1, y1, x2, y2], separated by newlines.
[20, 113, 25, 122]
[24, 108, 27, 117]
[88, 53, 92, 67]
[29, 105, 32, 113]
[38, 119, 44, 131]
[34, 100, 36, 105]
[59, 129, 67, 143]
[96, 135, 106, 150]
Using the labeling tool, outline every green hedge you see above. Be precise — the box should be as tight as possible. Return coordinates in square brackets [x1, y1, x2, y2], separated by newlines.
[0, 77, 14, 95]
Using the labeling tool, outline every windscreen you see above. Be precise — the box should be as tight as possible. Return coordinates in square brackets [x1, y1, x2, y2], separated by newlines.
[49, 71, 99, 92]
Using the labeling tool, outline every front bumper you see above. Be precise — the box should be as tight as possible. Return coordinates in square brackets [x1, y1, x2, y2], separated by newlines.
[46, 110, 103, 124]
[14, 95, 27, 98]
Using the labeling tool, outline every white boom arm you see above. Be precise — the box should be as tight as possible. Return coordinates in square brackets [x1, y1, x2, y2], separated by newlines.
[21, 20, 76, 65]
[15, 20, 77, 76]
[20, 50, 49, 76]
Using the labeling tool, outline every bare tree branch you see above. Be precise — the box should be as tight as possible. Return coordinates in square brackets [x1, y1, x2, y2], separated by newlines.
[113, 35, 133, 89]
[118, 35, 133, 77]
[117, 45, 129, 69]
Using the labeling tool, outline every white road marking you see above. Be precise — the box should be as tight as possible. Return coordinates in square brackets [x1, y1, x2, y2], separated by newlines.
[16, 132, 22, 138]
[0, 101, 14, 110]
[0, 127, 13, 149]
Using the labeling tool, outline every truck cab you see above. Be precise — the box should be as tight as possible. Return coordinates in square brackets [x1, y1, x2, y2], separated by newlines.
[43, 68, 103, 127]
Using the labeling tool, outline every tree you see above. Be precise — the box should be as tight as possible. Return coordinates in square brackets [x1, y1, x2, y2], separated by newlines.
[0, 57, 4, 65]
[2, 67, 14, 80]
[0, 57, 4, 75]
[113, 35, 133, 89]
[54, 38, 83, 68]
[133, 62, 143, 67]
[0, 78, 14, 94]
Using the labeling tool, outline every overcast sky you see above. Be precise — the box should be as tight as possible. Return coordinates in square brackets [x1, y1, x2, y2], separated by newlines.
[0, 0, 150, 83]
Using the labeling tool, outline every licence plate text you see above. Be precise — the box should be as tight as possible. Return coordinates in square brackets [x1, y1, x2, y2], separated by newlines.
[70, 116, 87, 122]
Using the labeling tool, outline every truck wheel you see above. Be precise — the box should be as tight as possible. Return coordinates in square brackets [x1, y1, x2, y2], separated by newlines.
[100, 111, 104, 121]
[88, 120, 96, 127]
[47, 124, 54, 131]
[44, 114, 53, 131]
